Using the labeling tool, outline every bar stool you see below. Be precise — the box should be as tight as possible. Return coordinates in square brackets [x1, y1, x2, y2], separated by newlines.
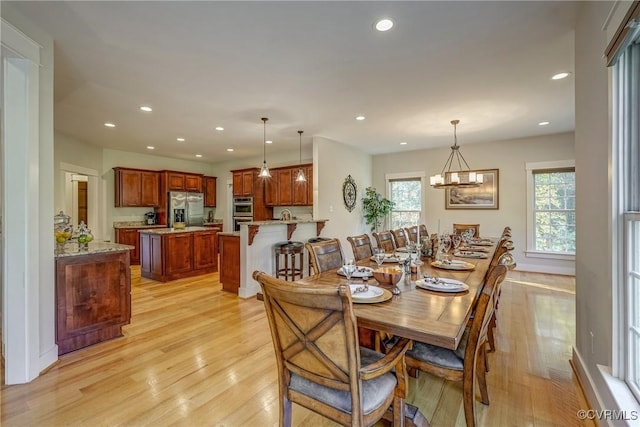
[273, 241, 304, 281]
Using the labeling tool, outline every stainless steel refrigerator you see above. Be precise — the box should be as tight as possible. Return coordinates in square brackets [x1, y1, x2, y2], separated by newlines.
[168, 192, 204, 227]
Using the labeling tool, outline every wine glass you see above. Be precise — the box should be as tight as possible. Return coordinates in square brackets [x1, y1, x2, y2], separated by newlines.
[452, 234, 462, 252]
[439, 233, 452, 261]
[342, 258, 356, 285]
[373, 248, 386, 269]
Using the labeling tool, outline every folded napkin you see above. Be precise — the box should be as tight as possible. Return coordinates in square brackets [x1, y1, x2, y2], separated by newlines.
[454, 251, 487, 259]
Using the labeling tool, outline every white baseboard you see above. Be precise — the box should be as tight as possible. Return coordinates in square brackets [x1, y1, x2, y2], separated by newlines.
[39, 344, 58, 374]
[516, 263, 575, 275]
[572, 347, 604, 413]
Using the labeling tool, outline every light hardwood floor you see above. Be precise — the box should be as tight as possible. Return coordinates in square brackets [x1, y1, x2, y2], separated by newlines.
[1, 268, 593, 426]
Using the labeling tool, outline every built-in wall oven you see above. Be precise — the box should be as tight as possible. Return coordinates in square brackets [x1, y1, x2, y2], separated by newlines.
[233, 197, 254, 231]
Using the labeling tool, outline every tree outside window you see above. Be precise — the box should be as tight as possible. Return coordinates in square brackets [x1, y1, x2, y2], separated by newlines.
[533, 169, 576, 253]
[389, 178, 422, 229]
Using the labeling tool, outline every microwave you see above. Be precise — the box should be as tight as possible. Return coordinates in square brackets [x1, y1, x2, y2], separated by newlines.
[233, 197, 253, 217]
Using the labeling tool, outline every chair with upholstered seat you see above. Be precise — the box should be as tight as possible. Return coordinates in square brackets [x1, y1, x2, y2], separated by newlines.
[390, 264, 508, 427]
[347, 234, 374, 262]
[453, 223, 480, 238]
[372, 230, 396, 253]
[254, 271, 412, 427]
[390, 228, 409, 249]
[305, 238, 344, 275]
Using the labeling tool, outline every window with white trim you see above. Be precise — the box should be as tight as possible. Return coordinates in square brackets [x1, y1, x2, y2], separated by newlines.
[614, 37, 640, 403]
[525, 161, 576, 258]
[386, 173, 424, 229]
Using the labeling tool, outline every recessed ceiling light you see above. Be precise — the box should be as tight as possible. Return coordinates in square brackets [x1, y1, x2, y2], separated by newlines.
[139, 105, 152, 112]
[215, 126, 224, 131]
[146, 146, 155, 150]
[226, 148, 234, 152]
[375, 19, 394, 32]
[356, 115, 366, 121]
[400, 141, 408, 145]
[551, 72, 570, 80]
[195, 154, 203, 158]
[266, 140, 273, 144]
[104, 122, 116, 128]
[177, 137, 185, 142]
[538, 121, 550, 126]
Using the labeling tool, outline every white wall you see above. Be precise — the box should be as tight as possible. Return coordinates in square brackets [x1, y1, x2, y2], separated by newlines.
[573, 0, 618, 413]
[373, 132, 575, 274]
[314, 136, 372, 259]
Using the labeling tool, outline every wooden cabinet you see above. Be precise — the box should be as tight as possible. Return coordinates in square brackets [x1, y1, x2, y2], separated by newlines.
[232, 169, 255, 196]
[114, 167, 160, 207]
[264, 164, 313, 206]
[139, 229, 218, 282]
[219, 234, 240, 294]
[204, 176, 217, 207]
[193, 230, 217, 270]
[55, 250, 131, 355]
[164, 171, 203, 192]
[114, 228, 141, 265]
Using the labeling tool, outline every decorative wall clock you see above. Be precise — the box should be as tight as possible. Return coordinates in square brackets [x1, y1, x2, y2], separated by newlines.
[342, 175, 357, 212]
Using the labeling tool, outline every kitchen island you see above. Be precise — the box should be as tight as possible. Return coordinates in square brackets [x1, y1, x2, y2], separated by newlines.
[139, 226, 218, 282]
[55, 242, 134, 355]
[238, 219, 328, 298]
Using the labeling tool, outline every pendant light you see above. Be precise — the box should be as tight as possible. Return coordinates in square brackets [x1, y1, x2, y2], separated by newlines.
[258, 117, 271, 178]
[295, 130, 306, 182]
[429, 119, 483, 188]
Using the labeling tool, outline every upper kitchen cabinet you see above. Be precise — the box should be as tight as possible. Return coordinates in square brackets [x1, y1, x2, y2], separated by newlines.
[204, 176, 217, 207]
[264, 164, 313, 206]
[232, 168, 257, 197]
[163, 171, 203, 192]
[114, 167, 160, 207]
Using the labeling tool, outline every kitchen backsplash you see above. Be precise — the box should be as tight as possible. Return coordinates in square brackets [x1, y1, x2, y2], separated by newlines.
[273, 206, 313, 220]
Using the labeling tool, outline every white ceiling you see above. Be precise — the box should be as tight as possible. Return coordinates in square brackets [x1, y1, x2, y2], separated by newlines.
[7, 1, 578, 163]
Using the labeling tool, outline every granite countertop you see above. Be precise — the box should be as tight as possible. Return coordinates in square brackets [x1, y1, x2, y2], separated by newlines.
[246, 218, 328, 226]
[218, 232, 240, 237]
[113, 221, 167, 229]
[138, 226, 212, 235]
[55, 241, 134, 258]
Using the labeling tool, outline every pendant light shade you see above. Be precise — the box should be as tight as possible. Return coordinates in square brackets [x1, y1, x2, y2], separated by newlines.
[259, 117, 271, 178]
[429, 119, 483, 189]
[295, 130, 306, 182]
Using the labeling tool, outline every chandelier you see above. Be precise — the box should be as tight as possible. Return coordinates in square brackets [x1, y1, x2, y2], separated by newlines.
[258, 117, 271, 178]
[429, 119, 483, 188]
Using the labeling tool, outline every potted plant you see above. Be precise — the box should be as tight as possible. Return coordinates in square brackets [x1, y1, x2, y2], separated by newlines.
[362, 187, 394, 233]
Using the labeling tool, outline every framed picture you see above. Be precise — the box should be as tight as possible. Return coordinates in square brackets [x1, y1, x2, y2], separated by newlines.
[445, 169, 499, 210]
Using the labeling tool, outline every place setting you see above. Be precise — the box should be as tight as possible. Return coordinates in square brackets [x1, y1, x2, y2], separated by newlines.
[341, 259, 393, 303]
[453, 250, 488, 259]
[415, 273, 469, 293]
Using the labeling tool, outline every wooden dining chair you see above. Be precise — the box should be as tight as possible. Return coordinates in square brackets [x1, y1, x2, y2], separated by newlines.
[404, 226, 420, 243]
[389, 264, 508, 427]
[485, 250, 517, 353]
[390, 228, 409, 249]
[453, 223, 480, 238]
[347, 234, 374, 262]
[253, 271, 412, 427]
[305, 238, 344, 275]
[372, 230, 396, 253]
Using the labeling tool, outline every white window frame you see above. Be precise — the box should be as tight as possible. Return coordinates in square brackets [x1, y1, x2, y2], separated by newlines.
[385, 172, 425, 230]
[525, 160, 576, 261]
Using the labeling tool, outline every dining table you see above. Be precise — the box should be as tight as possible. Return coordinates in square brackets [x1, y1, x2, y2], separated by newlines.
[297, 240, 497, 351]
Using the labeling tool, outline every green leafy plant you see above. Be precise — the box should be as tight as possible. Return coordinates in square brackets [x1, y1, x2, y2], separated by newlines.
[362, 187, 395, 233]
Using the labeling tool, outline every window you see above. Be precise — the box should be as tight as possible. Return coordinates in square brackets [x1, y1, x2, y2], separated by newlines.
[526, 161, 576, 257]
[614, 39, 640, 402]
[386, 173, 425, 229]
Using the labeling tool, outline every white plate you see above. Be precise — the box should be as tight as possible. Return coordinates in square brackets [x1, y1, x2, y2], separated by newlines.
[454, 251, 488, 259]
[369, 253, 410, 263]
[349, 284, 384, 299]
[470, 240, 493, 246]
[431, 260, 475, 270]
[459, 246, 490, 253]
[338, 266, 374, 278]
[415, 278, 469, 293]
